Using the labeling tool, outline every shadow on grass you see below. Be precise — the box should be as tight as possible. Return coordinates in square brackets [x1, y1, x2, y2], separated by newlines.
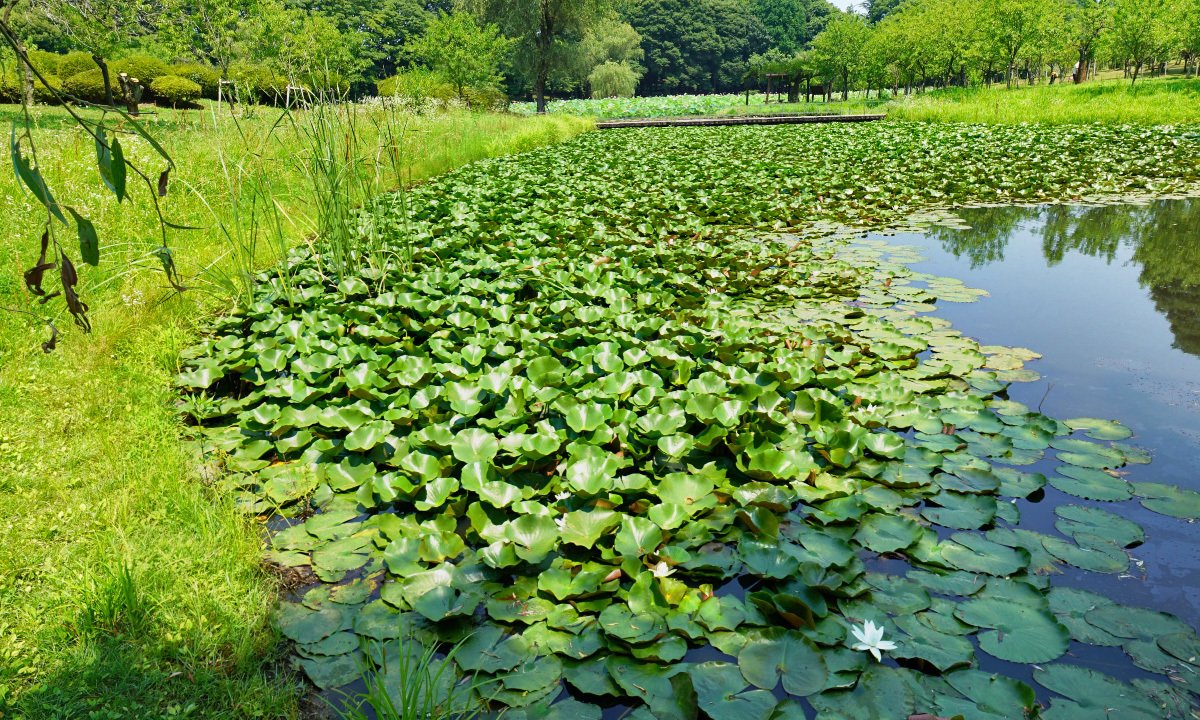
[3, 632, 305, 720]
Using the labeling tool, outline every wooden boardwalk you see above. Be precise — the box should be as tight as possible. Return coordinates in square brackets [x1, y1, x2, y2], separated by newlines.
[595, 113, 886, 129]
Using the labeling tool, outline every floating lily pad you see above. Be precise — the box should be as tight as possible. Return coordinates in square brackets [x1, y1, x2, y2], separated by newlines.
[1041, 535, 1128, 574]
[737, 629, 827, 696]
[1054, 505, 1144, 548]
[853, 514, 923, 553]
[940, 533, 1030, 576]
[1063, 417, 1133, 440]
[1048, 465, 1132, 501]
[1086, 605, 1193, 641]
[955, 598, 1069, 663]
[1046, 587, 1122, 646]
[1133, 483, 1200, 518]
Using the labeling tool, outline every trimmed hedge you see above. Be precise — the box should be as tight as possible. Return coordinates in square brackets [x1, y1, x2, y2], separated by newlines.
[150, 74, 201, 105]
[59, 51, 97, 80]
[113, 55, 170, 86]
[62, 69, 108, 104]
[28, 50, 61, 77]
[0, 73, 62, 105]
[171, 63, 220, 99]
[230, 65, 295, 105]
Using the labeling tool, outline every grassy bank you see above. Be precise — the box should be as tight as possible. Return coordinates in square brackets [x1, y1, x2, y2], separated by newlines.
[0, 102, 590, 719]
[885, 75, 1200, 124]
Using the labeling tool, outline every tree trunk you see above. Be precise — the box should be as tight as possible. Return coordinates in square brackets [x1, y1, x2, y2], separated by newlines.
[92, 54, 116, 107]
[536, 76, 546, 113]
[842, 70, 849, 100]
[1075, 47, 1087, 83]
[1130, 61, 1141, 87]
[18, 41, 33, 106]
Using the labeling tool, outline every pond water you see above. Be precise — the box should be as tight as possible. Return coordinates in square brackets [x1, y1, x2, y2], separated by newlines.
[870, 200, 1200, 690]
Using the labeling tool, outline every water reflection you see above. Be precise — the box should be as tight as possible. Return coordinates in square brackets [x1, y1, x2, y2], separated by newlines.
[930, 201, 1200, 358]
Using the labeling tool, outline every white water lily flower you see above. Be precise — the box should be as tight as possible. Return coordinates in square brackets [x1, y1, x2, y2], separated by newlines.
[555, 491, 571, 501]
[652, 561, 675, 578]
[851, 621, 897, 661]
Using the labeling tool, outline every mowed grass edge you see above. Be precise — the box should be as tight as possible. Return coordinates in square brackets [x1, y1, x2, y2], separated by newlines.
[0, 105, 592, 719]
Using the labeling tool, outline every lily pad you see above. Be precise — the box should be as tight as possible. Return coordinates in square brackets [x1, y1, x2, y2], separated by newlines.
[1047, 466, 1132, 501]
[940, 532, 1030, 576]
[955, 598, 1070, 663]
[737, 628, 827, 696]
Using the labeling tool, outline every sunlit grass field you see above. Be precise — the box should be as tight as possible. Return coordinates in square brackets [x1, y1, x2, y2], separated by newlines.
[885, 75, 1200, 125]
[0, 101, 590, 718]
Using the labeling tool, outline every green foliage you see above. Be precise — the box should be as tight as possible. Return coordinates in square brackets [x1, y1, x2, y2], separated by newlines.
[1110, 0, 1177, 84]
[0, 72, 62, 104]
[588, 60, 639, 98]
[409, 11, 515, 98]
[27, 48, 62, 75]
[150, 74, 202, 104]
[58, 50, 98, 80]
[113, 54, 170, 84]
[172, 62, 220, 98]
[62, 67, 108, 103]
[281, 0, 436, 83]
[376, 67, 445, 107]
[177, 122, 1200, 716]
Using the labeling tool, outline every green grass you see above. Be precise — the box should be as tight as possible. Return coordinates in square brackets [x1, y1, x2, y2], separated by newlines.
[885, 75, 1200, 124]
[0, 101, 591, 719]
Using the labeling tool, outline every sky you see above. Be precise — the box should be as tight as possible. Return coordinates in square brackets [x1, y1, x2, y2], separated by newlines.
[829, 0, 865, 11]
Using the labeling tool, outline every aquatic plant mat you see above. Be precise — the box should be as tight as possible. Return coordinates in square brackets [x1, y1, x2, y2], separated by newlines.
[179, 123, 1200, 718]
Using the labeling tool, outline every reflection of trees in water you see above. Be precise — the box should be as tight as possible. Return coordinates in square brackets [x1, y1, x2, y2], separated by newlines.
[931, 200, 1200, 358]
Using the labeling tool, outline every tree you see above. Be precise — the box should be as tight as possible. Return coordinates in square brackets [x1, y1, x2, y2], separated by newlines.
[867, 0, 906, 23]
[160, 0, 261, 79]
[411, 11, 515, 98]
[588, 58, 638, 95]
[812, 12, 871, 98]
[977, 0, 1060, 88]
[752, 0, 809, 52]
[252, 2, 368, 89]
[470, 0, 605, 112]
[571, 15, 644, 95]
[1109, 0, 1175, 85]
[626, 0, 720, 94]
[286, 0, 439, 83]
[1067, 0, 1109, 82]
[34, 0, 159, 104]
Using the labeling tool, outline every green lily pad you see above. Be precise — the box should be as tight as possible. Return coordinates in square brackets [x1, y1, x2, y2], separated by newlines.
[853, 514, 922, 553]
[1033, 664, 1161, 717]
[1047, 465, 1132, 501]
[1054, 504, 1144, 548]
[808, 665, 915, 720]
[1046, 587, 1122, 646]
[737, 628, 827, 696]
[944, 669, 1038, 718]
[920, 491, 997, 530]
[1063, 417, 1133, 440]
[1085, 605, 1193, 641]
[1041, 534, 1128, 573]
[1134, 483, 1200, 518]
[300, 653, 362, 689]
[278, 602, 344, 644]
[689, 662, 776, 720]
[940, 532, 1030, 576]
[955, 598, 1070, 663]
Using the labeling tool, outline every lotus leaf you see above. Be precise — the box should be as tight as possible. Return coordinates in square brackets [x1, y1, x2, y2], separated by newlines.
[737, 628, 827, 696]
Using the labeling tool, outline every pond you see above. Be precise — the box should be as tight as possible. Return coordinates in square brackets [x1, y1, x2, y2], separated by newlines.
[888, 200, 1200, 622]
[320, 200, 1200, 717]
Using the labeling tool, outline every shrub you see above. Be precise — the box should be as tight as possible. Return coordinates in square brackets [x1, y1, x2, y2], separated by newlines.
[27, 49, 61, 77]
[150, 75, 201, 105]
[377, 68, 444, 108]
[463, 84, 508, 111]
[112, 55, 170, 86]
[589, 61, 639, 99]
[59, 51, 97, 80]
[231, 65, 295, 105]
[63, 69, 109, 104]
[171, 63, 220, 99]
[0, 73, 62, 104]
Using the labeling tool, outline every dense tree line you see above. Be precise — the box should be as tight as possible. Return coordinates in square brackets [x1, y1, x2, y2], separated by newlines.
[5, 0, 1200, 109]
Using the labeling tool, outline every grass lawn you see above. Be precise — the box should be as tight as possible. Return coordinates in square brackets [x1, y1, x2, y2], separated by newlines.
[0, 101, 590, 719]
[884, 75, 1200, 124]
